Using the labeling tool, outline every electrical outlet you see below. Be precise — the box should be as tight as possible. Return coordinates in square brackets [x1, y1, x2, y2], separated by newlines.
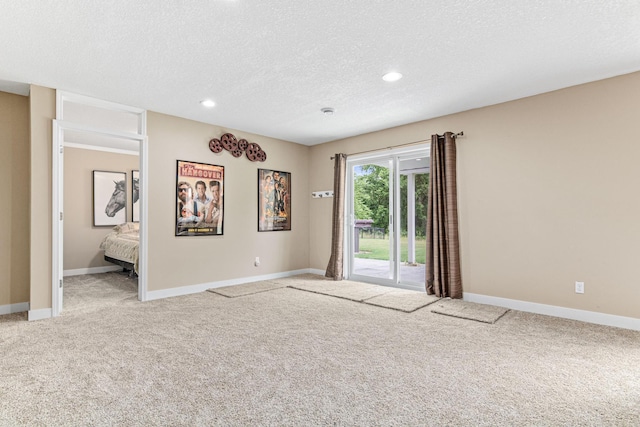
[254, 257, 260, 267]
[575, 281, 584, 294]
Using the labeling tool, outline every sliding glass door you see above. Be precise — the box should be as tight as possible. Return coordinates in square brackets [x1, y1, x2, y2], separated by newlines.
[347, 146, 429, 290]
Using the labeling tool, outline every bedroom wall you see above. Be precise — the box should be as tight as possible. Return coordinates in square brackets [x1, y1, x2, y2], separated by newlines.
[309, 71, 640, 320]
[0, 91, 30, 308]
[63, 147, 139, 272]
[146, 112, 310, 291]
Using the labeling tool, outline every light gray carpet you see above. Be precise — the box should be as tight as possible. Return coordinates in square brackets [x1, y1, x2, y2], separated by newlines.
[62, 271, 138, 314]
[431, 299, 510, 324]
[363, 288, 440, 312]
[1, 273, 639, 426]
[207, 280, 288, 297]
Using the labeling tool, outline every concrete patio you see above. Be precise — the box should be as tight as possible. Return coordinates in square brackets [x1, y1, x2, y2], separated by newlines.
[352, 257, 425, 285]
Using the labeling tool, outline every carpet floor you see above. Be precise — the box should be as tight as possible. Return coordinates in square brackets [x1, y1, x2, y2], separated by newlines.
[1, 273, 639, 426]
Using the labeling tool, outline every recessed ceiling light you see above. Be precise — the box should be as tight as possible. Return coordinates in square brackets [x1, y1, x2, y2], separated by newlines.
[321, 107, 335, 115]
[200, 99, 216, 108]
[382, 72, 403, 82]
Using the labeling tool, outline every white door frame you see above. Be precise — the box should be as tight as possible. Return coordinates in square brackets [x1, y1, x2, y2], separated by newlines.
[52, 91, 148, 317]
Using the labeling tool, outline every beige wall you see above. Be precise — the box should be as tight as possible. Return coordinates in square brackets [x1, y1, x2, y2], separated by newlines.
[310, 71, 640, 319]
[147, 113, 310, 291]
[0, 91, 30, 306]
[29, 85, 55, 311]
[20, 72, 640, 321]
[63, 147, 139, 271]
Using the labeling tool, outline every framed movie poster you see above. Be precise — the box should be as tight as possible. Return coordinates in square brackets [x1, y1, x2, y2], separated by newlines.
[176, 160, 224, 236]
[132, 170, 140, 222]
[93, 170, 127, 227]
[258, 168, 291, 232]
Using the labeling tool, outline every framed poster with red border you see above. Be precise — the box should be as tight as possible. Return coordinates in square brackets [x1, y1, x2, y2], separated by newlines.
[176, 160, 224, 236]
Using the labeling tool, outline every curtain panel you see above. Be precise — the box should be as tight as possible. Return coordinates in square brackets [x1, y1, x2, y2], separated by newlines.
[325, 153, 347, 280]
[426, 132, 463, 298]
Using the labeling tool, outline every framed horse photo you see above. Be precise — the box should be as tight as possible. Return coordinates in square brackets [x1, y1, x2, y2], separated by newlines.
[132, 170, 140, 222]
[93, 170, 127, 227]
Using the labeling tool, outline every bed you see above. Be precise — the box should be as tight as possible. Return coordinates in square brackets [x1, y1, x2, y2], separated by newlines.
[100, 222, 139, 276]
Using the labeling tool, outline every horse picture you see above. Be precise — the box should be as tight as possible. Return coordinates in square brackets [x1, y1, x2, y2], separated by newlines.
[133, 178, 139, 203]
[93, 170, 127, 226]
[105, 180, 127, 217]
[132, 170, 140, 222]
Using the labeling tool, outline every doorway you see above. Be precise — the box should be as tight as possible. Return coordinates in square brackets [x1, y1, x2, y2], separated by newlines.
[52, 91, 148, 316]
[346, 145, 429, 290]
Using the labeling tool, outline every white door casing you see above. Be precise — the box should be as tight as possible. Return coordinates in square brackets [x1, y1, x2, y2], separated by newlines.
[51, 91, 148, 317]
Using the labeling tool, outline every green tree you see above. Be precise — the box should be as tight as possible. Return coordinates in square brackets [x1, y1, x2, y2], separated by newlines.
[354, 164, 390, 231]
[354, 181, 373, 220]
[355, 164, 429, 235]
[400, 173, 429, 237]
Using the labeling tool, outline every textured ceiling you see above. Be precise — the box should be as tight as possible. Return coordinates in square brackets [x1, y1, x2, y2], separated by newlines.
[1, 1, 639, 146]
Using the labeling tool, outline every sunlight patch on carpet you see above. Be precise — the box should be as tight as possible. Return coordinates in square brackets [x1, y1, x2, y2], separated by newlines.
[431, 299, 509, 324]
[363, 289, 440, 312]
[288, 280, 390, 302]
[207, 280, 288, 298]
[270, 273, 331, 285]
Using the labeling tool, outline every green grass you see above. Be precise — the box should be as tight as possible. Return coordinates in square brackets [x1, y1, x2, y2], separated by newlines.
[355, 237, 426, 264]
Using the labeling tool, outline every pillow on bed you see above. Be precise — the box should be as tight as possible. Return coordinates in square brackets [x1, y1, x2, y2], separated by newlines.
[114, 222, 139, 234]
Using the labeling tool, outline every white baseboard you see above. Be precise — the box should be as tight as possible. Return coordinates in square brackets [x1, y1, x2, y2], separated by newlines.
[28, 308, 52, 321]
[144, 269, 314, 301]
[63, 266, 121, 277]
[464, 292, 640, 331]
[309, 268, 326, 276]
[0, 302, 29, 316]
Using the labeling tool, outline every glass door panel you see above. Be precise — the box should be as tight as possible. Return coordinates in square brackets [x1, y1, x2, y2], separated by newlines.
[398, 156, 429, 287]
[351, 159, 393, 282]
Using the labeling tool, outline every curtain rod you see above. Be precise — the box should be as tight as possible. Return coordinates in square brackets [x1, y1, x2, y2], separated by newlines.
[330, 131, 463, 160]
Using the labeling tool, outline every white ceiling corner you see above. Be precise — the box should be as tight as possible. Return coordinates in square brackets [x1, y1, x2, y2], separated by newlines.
[0, 80, 30, 96]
